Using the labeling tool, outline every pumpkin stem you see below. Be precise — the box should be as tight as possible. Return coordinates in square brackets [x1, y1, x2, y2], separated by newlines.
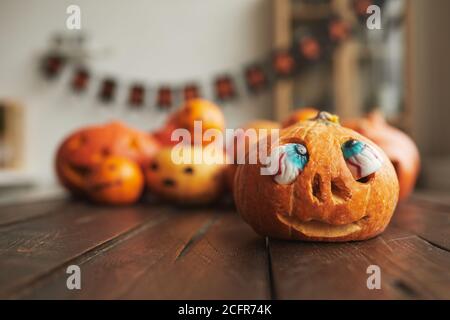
[314, 111, 340, 125]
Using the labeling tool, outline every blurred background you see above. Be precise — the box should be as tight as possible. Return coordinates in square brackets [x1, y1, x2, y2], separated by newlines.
[0, 0, 449, 201]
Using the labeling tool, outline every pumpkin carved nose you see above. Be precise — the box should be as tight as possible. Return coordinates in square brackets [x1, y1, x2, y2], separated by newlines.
[311, 173, 352, 204]
[312, 173, 325, 202]
[330, 177, 352, 202]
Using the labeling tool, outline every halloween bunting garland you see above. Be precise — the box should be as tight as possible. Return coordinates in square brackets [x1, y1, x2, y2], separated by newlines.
[39, 1, 386, 109]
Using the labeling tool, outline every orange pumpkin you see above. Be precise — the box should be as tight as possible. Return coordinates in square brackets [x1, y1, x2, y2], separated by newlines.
[225, 119, 281, 191]
[55, 121, 159, 195]
[86, 156, 144, 205]
[152, 121, 179, 147]
[281, 107, 319, 128]
[343, 111, 420, 201]
[154, 99, 225, 146]
[234, 112, 399, 242]
[145, 145, 227, 205]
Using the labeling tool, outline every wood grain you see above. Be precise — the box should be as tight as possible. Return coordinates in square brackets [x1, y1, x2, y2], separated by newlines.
[269, 225, 450, 299]
[15, 208, 213, 299]
[123, 211, 269, 299]
[0, 199, 70, 226]
[1, 194, 449, 300]
[0, 202, 166, 297]
[15, 209, 269, 299]
[393, 201, 450, 251]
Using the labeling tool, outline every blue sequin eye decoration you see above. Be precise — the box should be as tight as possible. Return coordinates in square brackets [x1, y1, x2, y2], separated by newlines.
[270, 143, 309, 184]
[342, 139, 382, 181]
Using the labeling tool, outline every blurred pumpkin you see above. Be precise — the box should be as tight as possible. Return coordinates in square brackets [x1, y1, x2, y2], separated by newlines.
[87, 156, 144, 205]
[153, 99, 225, 146]
[281, 107, 319, 128]
[55, 121, 159, 195]
[225, 119, 281, 191]
[152, 121, 178, 147]
[234, 112, 399, 242]
[145, 145, 227, 205]
[342, 111, 420, 201]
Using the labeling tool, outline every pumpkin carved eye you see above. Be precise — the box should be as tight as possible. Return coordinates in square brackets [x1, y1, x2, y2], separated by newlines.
[270, 143, 309, 185]
[342, 139, 382, 181]
[184, 166, 194, 174]
[150, 162, 159, 171]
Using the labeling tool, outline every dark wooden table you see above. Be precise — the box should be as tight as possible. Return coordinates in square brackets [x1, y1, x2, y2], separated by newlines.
[0, 193, 449, 299]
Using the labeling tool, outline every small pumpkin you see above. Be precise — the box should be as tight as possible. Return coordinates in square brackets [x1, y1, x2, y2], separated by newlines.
[86, 156, 144, 205]
[145, 145, 227, 205]
[281, 107, 319, 128]
[55, 121, 159, 195]
[234, 112, 399, 242]
[152, 121, 179, 147]
[225, 119, 281, 191]
[154, 99, 225, 146]
[343, 111, 420, 201]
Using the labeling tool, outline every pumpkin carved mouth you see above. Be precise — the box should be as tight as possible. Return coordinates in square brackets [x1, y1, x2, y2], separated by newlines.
[276, 213, 366, 238]
[66, 163, 93, 178]
[90, 179, 123, 192]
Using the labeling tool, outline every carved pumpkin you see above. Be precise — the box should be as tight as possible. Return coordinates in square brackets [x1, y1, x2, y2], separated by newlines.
[225, 120, 281, 191]
[153, 99, 225, 146]
[281, 107, 319, 128]
[86, 156, 144, 205]
[55, 121, 159, 195]
[343, 111, 420, 201]
[145, 145, 227, 205]
[234, 112, 399, 242]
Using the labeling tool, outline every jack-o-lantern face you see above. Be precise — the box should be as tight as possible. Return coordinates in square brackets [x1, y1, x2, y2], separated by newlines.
[145, 146, 227, 205]
[55, 121, 159, 195]
[234, 112, 399, 242]
[86, 156, 144, 205]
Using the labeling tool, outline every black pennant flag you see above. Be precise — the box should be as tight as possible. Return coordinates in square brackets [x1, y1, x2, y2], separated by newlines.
[157, 86, 172, 109]
[98, 78, 116, 103]
[244, 64, 269, 94]
[214, 75, 237, 102]
[128, 83, 145, 107]
[71, 67, 90, 92]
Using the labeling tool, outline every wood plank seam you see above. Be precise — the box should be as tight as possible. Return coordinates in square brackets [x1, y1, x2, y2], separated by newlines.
[352, 234, 446, 299]
[393, 222, 450, 253]
[266, 237, 277, 300]
[113, 212, 221, 299]
[3, 212, 171, 298]
[0, 201, 74, 227]
[174, 213, 220, 261]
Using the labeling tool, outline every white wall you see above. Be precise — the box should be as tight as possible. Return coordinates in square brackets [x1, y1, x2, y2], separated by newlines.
[0, 0, 273, 186]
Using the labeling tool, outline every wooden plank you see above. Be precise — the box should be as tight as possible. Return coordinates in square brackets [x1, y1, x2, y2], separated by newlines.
[269, 224, 450, 299]
[123, 211, 269, 299]
[0, 199, 73, 226]
[15, 210, 269, 300]
[0, 202, 167, 298]
[15, 208, 213, 299]
[273, 0, 291, 48]
[273, 0, 293, 121]
[410, 191, 450, 209]
[392, 201, 450, 251]
[333, 39, 361, 118]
